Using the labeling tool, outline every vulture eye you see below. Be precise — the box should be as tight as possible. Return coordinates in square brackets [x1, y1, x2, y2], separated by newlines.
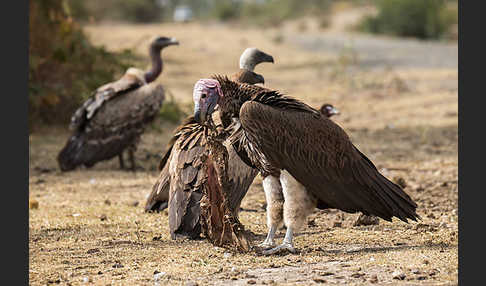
[201, 93, 207, 99]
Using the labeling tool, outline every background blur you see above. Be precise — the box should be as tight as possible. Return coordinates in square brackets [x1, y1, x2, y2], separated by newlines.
[29, 0, 458, 131]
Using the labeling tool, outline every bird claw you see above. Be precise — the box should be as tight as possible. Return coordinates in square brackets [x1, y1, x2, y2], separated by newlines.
[262, 242, 296, 255]
[257, 240, 276, 250]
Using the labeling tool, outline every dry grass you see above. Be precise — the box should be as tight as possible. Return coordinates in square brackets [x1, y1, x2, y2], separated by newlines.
[30, 19, 457, 286]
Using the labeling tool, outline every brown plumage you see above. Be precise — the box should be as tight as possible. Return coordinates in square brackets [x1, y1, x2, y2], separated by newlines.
[144, 48, 274, 240]
[57, 36, 178, 171]
[193, 76, 420, 254]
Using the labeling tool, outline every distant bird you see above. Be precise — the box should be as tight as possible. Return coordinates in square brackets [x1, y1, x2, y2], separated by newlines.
[57, 36, 178, 171]
[320, 103, 340, 118]
[144, 48, 274, 240]
[192, 76, 420, 254]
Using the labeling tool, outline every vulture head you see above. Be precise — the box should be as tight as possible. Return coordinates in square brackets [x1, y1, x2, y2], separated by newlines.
[193, 79, 223, 123]
[239, 48, 274, 84]
[320, 104, 340, 118]
[151, 36, 179, 51]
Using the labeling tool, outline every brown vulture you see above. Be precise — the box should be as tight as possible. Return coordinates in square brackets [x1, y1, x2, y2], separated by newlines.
[192, 76, 420, 254]
[143, 48, 274, 240]
[57, 36, 178, 171]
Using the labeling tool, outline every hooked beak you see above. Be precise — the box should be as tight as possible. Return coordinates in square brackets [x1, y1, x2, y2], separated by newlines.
[168, 38, 179, 46]
[330, 107, 340, 116]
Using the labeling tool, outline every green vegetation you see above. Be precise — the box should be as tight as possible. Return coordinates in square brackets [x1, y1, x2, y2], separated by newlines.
[359, 0, 457, 40]
[66, 0, 165, 23]
[29, 0, 136, 130]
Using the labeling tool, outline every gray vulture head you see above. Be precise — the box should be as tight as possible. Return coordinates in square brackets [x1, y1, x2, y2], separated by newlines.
[239, 47, 274, 72]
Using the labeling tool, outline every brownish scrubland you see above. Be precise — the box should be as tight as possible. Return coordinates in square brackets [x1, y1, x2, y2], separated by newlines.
[29, 11, 457, 285]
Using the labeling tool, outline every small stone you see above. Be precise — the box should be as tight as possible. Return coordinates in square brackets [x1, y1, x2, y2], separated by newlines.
[369, 274, 378, 283]
[411, 269, 420, 274]
[313, 278, 326, 283]
[353, 214, 379, 226]
[224, 252, 232, 258]
[247, 280, 256, 284]
[130, 201, 139, 207]
[423, 259, 430, 265]
[154, 272, 166, 281]
[321, 272, 334, 276]
[351, 272, 364, 278]
[266, 280, 274, 284]
[417, 276, 427, 280]
[29, 199, 39, 210]
[104, 199, 111, 205]
[72, 213, 81, 217]
[82, 277, 92, 283]
[392, 270, 406, 280]
[97, 271, 103, 275]
[112, 263, 124, 268]
[308, 219, 317, 227]
[99, 214, 107, 221]
[333, 221, 342, 228]
[427, 213, 436, 219]
[86, 248, 100, 254]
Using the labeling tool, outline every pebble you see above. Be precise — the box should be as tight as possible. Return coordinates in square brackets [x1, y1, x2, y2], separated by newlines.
[112, 263, 124, 268]
[247, 280, 256, 284]
[99, 214, 107, 221]
[411, 269, 420, 274]
[29, 199, 39, 210]
[353, 214, 379, 226]
[104, 199, 111, 205]
[369, 274, 378, 283]
[392, 270, 406, 280]
[313, 278, 326, 283]
[333, 221, 342, 227]
[224, 252, 232, 258]
[154, 272, 166, 281]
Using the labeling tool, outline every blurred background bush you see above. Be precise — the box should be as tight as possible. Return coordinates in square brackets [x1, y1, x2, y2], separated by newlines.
[358, 0, 457, 40]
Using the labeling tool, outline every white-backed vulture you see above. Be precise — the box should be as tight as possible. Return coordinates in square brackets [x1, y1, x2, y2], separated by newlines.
[192, 76, 420, 254]
[143, 48, 274, 240]
[57, 36, 178, 171]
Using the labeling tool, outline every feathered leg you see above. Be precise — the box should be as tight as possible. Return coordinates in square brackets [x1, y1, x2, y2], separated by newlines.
[258, 175, 284, 249]
[118, 153, 125, 170]
[263, 170, 317, 255]
[129, 149, 136, 171]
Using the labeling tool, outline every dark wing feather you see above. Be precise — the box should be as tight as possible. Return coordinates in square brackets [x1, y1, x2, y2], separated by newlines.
[167, 126, 206, 239]
[57, 82, 164, 171]
[69, 72, 143, 132]
[239, 101, 419, 223]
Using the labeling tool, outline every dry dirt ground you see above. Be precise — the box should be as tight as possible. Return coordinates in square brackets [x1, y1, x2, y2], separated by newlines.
[29, 10, 458, 286]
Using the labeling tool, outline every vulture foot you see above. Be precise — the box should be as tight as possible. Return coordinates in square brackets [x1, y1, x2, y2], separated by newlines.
[262, 242, 296, 255]
[257, 239, 276, 250]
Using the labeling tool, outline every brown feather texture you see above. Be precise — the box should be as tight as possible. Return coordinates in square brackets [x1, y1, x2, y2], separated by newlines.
[215, 75, 419, 223]
[144, 48, 273, 242]
[57, 36, 178, 171]
[57, 83, 165, 171]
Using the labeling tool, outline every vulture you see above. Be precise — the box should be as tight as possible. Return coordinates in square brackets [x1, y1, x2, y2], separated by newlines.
[143, 48, 274, 240]
[192, 76, 420, 254]
[57, 36, 178, 171]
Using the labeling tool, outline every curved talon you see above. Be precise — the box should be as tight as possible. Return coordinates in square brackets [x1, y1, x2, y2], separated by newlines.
[262, 242, 296, 255]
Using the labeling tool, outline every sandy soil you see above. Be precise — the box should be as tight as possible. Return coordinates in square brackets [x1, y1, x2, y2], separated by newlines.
[29, 10, 458, 286]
